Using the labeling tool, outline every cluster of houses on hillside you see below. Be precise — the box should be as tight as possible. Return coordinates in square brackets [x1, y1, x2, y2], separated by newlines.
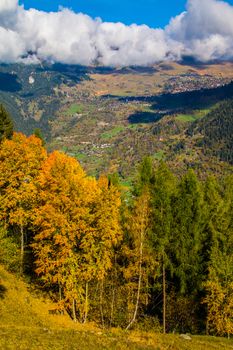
[164, 74, 230, 94]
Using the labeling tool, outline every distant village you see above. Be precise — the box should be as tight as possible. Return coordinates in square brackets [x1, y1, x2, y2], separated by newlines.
[163, 73, 231, 94]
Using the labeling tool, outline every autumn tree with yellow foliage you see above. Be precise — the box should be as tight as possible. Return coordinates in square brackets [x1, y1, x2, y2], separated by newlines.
[32, 152, 121, 322]
[0, 133, 46, 274]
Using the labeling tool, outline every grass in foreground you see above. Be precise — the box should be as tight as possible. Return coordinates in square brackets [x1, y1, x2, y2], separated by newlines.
[0, 265, 233, 350]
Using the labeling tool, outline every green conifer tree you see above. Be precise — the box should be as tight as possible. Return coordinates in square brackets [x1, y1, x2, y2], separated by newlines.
[33, 128, 45, 146]
[135, 156, 154, 195]
[150, 162, 177, 333]
[207, 175, 233, 285]
[204, 175, 233, 336]
[202, 176, 224, 275]
[172, 170, 204, 295]
[0, 104, 13, 142]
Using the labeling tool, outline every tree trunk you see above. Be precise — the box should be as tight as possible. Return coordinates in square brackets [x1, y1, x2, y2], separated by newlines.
[206, 306, 209, 335]
[126, 228, 143, 330]
[100, 279, 105, 328]
[59, 284, 62, 302]
[83, 282, 88, 324]
[20, 222, 24, 276]
[110, 286, 115, 327]
[163, 258, 166, 334]
[58, 284, 64, 315]
[146, 277, 149, 307]
[72, 298, 77, 322]
[110, 255, 117, 327]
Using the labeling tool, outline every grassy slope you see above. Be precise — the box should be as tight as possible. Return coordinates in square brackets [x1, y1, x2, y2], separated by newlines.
[0, 265, 233, 350]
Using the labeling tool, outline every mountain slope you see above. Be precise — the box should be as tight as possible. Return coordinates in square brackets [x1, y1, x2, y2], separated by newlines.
[188, 99, 233, 164]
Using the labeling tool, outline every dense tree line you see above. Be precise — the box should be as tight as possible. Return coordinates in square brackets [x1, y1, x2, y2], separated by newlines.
[189, 99, 233, 164]
[0, 130, 232, 336]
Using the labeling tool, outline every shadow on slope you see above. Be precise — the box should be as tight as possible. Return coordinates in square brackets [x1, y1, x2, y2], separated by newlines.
[0, 72, 22, 92]
[128, 111, 164, 124]
[36, 63, 90, 84]
[91, 66, 159, 75]
[115, 80, 233, 111]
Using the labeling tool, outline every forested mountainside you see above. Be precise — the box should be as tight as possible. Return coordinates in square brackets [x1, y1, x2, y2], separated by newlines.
[0, 62, 233, 178]
[188, 99, 233, 164]
[0, 63, 89, 136]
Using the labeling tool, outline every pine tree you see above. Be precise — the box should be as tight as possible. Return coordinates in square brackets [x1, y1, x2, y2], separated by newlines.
[135, 156, 154, 195]
[0, 104, 13, 142]
[202, 176, 224, 276]
[204, 175, 233, 336]
[33, 128, 45, 146]
[150, 162, 176, 333]
[209, 175, 233, 285]
[172, 170, 204, 295]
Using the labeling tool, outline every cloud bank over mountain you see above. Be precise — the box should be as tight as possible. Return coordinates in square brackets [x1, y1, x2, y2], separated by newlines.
[1, 0, 233, 66]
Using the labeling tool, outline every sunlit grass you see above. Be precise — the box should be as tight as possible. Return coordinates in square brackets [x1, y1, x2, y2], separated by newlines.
[153, 151, 165, 161]
[101, 126, 125, 140]
[65, 103, 85, 116]
[0, 265, 232, 350]
[175, 109, 210, 122]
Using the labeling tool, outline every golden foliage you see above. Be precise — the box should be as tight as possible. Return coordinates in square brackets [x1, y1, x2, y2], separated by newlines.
[0, 132, 47, 226]
[204, 280, 233, 336]
[32, 153, 122, 319]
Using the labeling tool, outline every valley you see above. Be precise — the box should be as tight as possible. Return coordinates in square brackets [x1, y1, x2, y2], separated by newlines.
[1, 61, 233, 180]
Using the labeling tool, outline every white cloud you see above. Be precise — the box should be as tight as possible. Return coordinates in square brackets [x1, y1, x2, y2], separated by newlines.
[0, 0, 18, 12]
[0, 27, 25, 63]
[166, 0, 233, 61]
[1, 0, 233, 66]
[95, 23, 170, 66]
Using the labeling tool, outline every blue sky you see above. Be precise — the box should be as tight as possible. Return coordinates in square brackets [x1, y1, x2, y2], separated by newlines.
[19, 0, 233, 28]
[16, 0, 204, 28]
